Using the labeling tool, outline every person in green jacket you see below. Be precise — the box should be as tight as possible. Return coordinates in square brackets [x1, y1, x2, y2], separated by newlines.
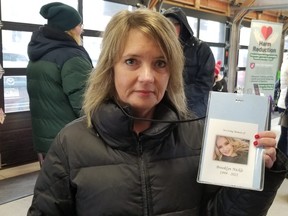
[26, 2, 93, 165]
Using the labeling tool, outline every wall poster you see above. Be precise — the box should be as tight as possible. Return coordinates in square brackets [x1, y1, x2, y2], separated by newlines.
[243, 20, 283, 97]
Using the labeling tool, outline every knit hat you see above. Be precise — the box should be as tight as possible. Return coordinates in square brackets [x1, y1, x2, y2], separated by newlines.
[40, 2, 82, 31]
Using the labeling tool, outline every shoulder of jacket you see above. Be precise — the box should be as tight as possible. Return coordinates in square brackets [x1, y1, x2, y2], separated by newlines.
[190, 36, 201, 46]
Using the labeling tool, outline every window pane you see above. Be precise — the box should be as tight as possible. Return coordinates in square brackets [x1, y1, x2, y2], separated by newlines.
[83, 36, 103, 67]
[210, 47, 224, 64]
[2, 30, 31, 68]
[285, 35, 288, 50]
[1, 0, 78, 24]
[236, 70, 246, 94]
[199, 19, 225, 43]
[238, 49, 248, 67]
[240, 26, 251, 46]
[83, 0, 135, 31]
[4, 75, 29, 113]
[187, 16, 198, 37]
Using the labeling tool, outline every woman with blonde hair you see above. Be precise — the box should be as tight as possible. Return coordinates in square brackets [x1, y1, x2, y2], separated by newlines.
[27, 2, 93, 165]
[28, 8, 287, 216]
[214, 135, 250, 164]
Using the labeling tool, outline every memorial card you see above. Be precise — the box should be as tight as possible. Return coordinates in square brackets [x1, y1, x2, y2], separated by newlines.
[197, 92, 269, 191]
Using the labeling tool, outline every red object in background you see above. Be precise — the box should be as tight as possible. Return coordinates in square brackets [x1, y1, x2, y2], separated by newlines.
[214, 60, 222, 75]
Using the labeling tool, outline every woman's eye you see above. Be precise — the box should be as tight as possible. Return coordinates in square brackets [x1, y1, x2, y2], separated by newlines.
[125, 59, 136, 65]
[155, 60, 167, 68]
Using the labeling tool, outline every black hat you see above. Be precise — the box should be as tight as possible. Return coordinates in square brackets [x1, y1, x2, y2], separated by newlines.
[40, 2, 82, 31]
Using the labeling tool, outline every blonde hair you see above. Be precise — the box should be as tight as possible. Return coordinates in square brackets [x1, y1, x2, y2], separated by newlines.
[66, 30, 82, 45]
[214, 136, 249, 160]
[83, 9, 187, 127]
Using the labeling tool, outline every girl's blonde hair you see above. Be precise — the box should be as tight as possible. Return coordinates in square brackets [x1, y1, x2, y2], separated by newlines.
[82, 9, 187, 127]
[66, 29, 82, 45]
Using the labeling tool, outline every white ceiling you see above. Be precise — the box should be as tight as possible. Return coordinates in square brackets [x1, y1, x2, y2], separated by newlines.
[253, 0, 288, 6]
[233, 0, 288, 17]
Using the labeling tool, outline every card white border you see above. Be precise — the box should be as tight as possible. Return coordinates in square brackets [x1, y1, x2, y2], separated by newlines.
[197, 118, 264, 190]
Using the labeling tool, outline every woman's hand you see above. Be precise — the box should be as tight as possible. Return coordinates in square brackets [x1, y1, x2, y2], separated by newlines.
[254, 131, 277, 169]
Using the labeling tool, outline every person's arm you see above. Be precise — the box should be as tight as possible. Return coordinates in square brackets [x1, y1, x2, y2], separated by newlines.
[27, 135, 76, 216]
[61, 56, 92, 117]
[186, 41, 215, 117]
[194, 41, 215, 92]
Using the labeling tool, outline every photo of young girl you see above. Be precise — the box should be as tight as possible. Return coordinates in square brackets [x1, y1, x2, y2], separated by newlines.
[213, 135, 250, 164]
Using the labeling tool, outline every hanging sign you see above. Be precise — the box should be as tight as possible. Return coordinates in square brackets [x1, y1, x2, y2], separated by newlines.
[244, 20, 283, 97]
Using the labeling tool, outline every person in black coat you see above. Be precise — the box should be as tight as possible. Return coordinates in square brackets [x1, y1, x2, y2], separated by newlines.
[27, 8, 288, 216]
[163, 7, 215, 118]
[212, 60, 228, 92]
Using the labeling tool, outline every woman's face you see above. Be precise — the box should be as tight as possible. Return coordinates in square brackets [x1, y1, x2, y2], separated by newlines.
[71, 23, 83, 36]
[114, 29, 170, 117]
[173, 23, 181, 37]
[216, 136, 234, 156]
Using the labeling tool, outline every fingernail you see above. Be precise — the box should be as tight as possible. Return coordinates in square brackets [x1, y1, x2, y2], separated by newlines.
[254, 134, 260, 139]
[253, 140, 258, 146]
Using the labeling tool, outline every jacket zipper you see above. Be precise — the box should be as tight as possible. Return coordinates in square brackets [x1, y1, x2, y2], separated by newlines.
[138, 137, 151, 216]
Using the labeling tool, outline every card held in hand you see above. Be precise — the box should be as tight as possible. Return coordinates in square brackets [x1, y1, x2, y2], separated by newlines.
[197, 92, 270, 191]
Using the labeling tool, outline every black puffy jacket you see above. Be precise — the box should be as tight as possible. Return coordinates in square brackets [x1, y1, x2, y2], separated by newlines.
[27, 99, 288, 216]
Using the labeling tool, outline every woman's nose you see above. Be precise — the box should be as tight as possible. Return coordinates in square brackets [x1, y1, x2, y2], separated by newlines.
[139, 64, 154, 82]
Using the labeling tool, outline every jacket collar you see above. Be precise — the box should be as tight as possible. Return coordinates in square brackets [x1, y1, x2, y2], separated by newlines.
[91, 99, 179, 152]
